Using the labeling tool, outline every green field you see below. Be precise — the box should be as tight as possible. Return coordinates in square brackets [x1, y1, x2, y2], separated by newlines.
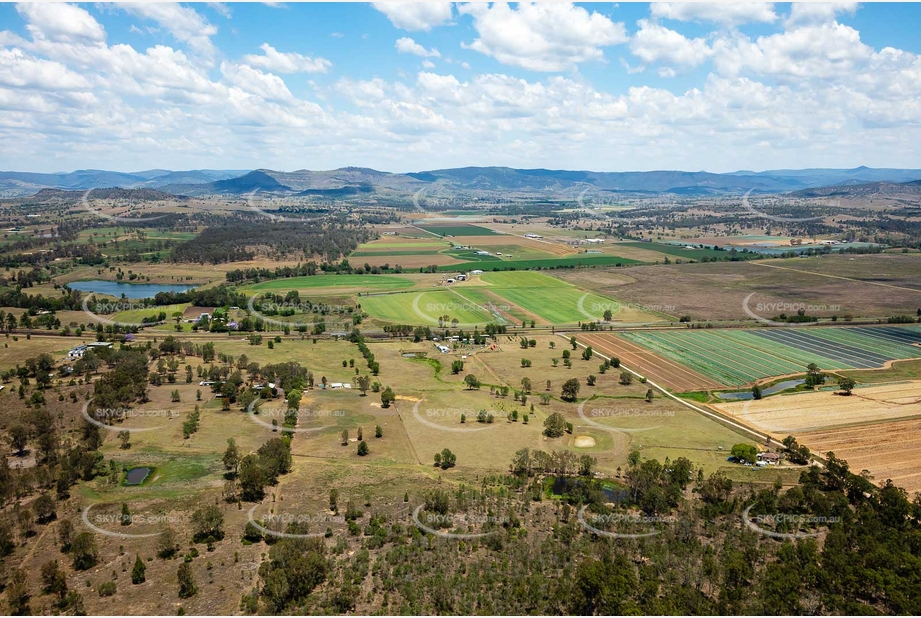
[442, 254, 642, 272]
[359, 289, 496, 326]
[244, 274, 415, 295]
[618, 241, 741, 261]
[418, 224, 498, 236]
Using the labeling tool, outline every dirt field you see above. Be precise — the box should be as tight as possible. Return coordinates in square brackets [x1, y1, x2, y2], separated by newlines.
[553, 253, 921, 322]
[579, 332, 725, 391]
[711, 382, 921, 434]
[798, 419, 921, 494]
[712, 381, 921, 494]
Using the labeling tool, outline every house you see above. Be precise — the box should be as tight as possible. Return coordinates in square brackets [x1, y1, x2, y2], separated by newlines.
[475, 251, 491, 256]
[524, 233, 543, 239]
[436, 344, 450, 354]
[67, 344, 87, 360]
[757, 452, 781, 465]
[455, 274, 467, 281]
[87, 342, 113, 350]
[581, 238, 605, 244]
[446, 278, 455, 284]
[470, 269, 484, 275]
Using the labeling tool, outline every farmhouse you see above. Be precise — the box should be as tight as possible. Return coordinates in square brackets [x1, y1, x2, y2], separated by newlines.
[757, 452, 781, 465]
[68, 341, 114, 360]
[524, 233, 543, 239]
[435, 344, 451, 353]
[581, 238, 605, 244]
[475, 251, 491, 256]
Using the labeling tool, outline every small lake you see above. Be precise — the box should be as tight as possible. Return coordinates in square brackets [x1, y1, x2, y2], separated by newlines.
[69, 280, 196, 299]
[550, 476, 628, 503]
[124, 467, 153, 485]
[717, 379, 806, 400]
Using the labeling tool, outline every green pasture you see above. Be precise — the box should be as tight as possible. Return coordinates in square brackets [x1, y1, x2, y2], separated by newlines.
[360, 289, 495, 326]
[244, 274, 415, 295]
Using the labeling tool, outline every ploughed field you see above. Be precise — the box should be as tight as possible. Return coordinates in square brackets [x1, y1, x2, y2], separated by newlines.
[618, 325, 921, 387]
[712, 381, 921, 494]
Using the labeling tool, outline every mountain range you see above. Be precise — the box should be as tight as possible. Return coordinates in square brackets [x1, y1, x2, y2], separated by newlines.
[3, 165, 921, 198]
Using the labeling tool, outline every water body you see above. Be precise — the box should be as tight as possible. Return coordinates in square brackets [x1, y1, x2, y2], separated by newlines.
[124, 467, 153, 485]
[550, 476, 628, 503]
[717, 379, 806, 400]
[69, 280, 196, 299]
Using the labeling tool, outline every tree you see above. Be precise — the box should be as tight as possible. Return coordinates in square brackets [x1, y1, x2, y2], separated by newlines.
[451, 360, 464, 374]
[464, 374, 480, 389]
[41, 560, 67, 598]
[581, 346, 593, 361]
[357, 441, 369, 456]
[9, 424, 29, 455]
[374, 425, 382, 438]
[561, 378, 580, 402]
[570, 336, 577, 350]
[805, 363, 826, 388]
[341, 429, 349, 446]
[222, 438, 240, 477]
[436, 448, 456, 469]
[380, 386, 395, 407]
[177, 562, 197, 598]
[131, 554, 146, 584]
[57, 518, 74, 552]
[191, 505, 224, 543]
[586, 375, 596, 386]
[837, 376, 856, 395]
[752, 384, 762, 400]
[355, 374, 371, 395]
[117, 430, 131, 449]
[521, 377, 532, 393]
[619, 371, 633, 386]
[33, 493, 56, 524]
[731, 443, 758, 464]
[70, 532, 98, 570]
[543, 412, 568, 438]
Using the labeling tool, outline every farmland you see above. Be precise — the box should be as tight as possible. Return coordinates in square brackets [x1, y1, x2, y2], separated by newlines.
[619, 325, 921, 387]
[354, 271, 664, 327]
[712, 382, 921, 493]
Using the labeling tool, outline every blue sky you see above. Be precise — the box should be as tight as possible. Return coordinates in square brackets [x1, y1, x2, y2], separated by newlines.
[1, 2, 920, 174]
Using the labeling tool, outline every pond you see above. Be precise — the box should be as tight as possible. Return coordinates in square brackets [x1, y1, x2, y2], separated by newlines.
[68, 280, 197, 299]
[550, 476, 628, 503]
[717, 379, 806, 400]
[124, 467, 153, 485]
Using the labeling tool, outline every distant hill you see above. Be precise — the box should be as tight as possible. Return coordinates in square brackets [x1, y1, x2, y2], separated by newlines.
[0, 168, 249, 196]
[4, 165, 921, 197]
[790, 179, 921, 198]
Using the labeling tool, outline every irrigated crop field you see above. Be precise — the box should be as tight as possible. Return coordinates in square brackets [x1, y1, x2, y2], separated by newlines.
[620, 325, 921, 387]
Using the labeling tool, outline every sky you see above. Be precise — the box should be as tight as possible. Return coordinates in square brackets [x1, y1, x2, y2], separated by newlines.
[1, 2, 920, 174]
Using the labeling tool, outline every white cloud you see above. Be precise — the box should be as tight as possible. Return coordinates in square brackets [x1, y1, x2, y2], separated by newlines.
[422, 59, 436, 69]
[16, 3, 106, 43]
[650, 2, 777, 27]
[120, 3, 217, 57]
[395, 37, 440, 58]
[458, 2, 628, 72]
[372, 3, 453, 31]
[786, 2, 858, 26]
[208, 3, 233, 19]
[221, 62, 293, 102]
[243, 43, 331, 74]
[630, 19, 711, 71]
